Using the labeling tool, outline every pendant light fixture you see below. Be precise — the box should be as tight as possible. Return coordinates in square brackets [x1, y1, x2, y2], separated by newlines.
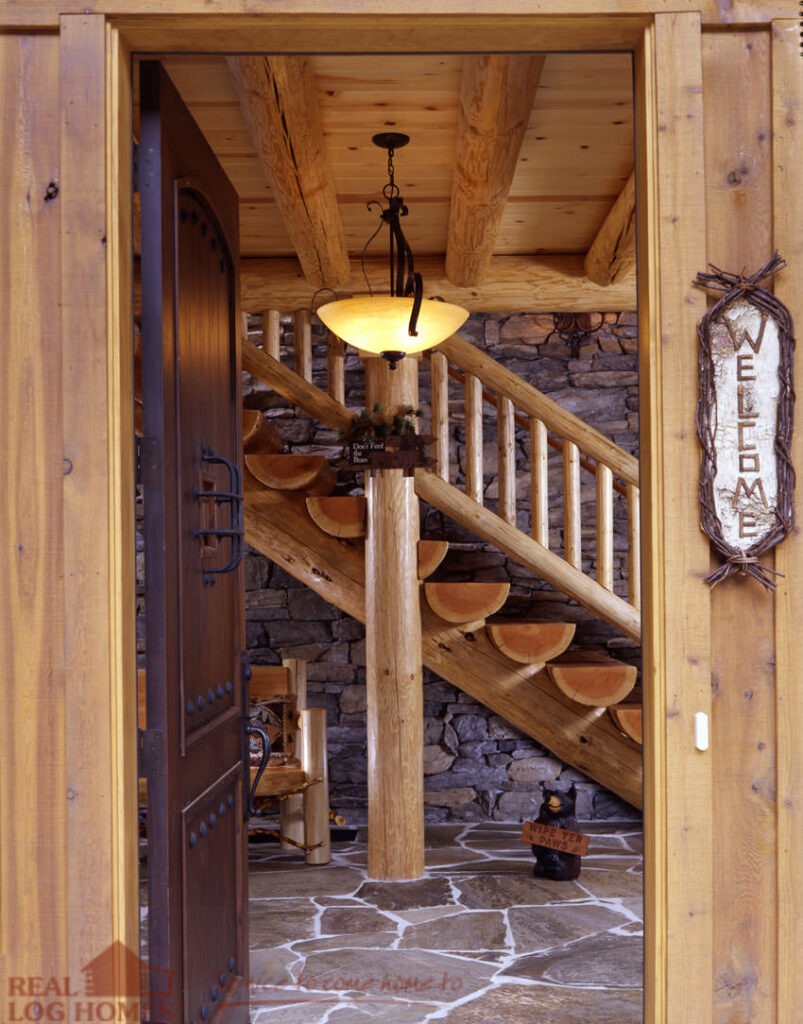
[316, 133, 469, 369]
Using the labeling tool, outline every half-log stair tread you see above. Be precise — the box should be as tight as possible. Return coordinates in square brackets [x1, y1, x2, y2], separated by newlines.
[485, 620, 576, 665]
[424, 581, 511, 623]
[608, 705, 643, 746]
[245, 453, 336, 495]
[306, 495, 367, 538]
[547, 651, 638, 707]
[242, 409, 284, 454]
[243, 481, 642, 809]
[418, 540, 450, 580]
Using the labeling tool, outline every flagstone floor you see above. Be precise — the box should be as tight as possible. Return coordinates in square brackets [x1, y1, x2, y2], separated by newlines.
[247, 822, 643, 1024]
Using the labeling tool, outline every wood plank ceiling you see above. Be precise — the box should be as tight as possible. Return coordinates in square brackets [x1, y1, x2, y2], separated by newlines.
[154, 52, 636, 313]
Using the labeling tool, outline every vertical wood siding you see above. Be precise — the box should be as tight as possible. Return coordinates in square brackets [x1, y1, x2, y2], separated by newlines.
[0, 31, 67, 990]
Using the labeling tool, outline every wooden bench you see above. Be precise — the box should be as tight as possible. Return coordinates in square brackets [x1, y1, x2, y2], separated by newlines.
[248, 660, 331, 865]
[137, 659, 331, 865]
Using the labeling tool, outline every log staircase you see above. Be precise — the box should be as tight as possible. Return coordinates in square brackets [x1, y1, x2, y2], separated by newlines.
[239, 314, 644, 809]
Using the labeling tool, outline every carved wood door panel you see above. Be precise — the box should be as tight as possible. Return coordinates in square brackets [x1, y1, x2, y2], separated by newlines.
[139, 60, 248, 1024]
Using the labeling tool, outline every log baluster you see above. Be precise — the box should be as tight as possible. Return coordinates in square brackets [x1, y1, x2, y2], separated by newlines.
[326, 331, 345, 404]
[530, 417, 549, 547]
[294, 307, 313, 382]
[563, 440, 582, 569]
[627, 482, 641, 610]
[430, 350, 450, 482]
[596, 462, 614, 591]
[465, 372, 483, 503]
[497, 395, 516, 524]
[262, 308, 282, 360]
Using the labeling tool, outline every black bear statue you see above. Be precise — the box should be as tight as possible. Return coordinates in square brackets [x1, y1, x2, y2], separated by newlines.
[531, 784, 582, 881]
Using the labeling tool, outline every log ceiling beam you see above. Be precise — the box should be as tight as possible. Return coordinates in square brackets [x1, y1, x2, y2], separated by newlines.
[446, 55, 545, 288]
[226, 55, 351, 290]
[583, 170, 636, 286]
[239, 254, 636, 313]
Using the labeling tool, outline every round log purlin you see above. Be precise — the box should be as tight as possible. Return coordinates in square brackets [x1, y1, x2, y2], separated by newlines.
[364, 356, 424, 880]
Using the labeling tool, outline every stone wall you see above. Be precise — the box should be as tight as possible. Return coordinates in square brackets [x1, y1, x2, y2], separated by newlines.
[240, 310, 642, 825]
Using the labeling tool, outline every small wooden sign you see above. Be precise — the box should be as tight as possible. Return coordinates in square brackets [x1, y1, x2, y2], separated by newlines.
[519, 821, 589, 856]
[348, 434, 433, 473]
[695, 254, 795, 590]
[349, 439, 386, 466]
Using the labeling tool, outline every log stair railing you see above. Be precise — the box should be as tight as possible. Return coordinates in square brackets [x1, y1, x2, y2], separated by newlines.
[425, 333, 641, 631]
[241, 322, 641, 642]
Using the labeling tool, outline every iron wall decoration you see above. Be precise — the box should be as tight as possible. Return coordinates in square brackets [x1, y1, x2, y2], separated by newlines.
[695, 252, 795, 591]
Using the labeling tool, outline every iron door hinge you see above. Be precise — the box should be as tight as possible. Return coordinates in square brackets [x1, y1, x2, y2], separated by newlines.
[138, 728, 164, 778]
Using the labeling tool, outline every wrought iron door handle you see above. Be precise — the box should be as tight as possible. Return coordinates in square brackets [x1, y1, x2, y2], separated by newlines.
[194, 446, 243, 585]
[245, 723, 271, 818]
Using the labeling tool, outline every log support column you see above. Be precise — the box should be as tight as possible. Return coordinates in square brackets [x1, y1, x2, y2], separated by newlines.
[364, 356, 424, 880]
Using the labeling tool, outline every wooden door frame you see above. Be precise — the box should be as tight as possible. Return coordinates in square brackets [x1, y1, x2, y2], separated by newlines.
[92, 9, 707, 1022]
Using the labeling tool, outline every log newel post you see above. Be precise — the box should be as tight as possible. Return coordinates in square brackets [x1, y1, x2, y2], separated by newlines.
[363, 356, 424, 880]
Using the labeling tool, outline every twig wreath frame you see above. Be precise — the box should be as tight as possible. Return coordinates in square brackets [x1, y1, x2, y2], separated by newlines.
[695, 252, 796, 591]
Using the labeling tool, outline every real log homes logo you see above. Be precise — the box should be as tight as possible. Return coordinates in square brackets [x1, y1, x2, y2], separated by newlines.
[5, 941, 173, 1023]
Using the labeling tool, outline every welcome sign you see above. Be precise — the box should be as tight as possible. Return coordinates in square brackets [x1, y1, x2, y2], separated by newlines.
[696, 254, 795, 590]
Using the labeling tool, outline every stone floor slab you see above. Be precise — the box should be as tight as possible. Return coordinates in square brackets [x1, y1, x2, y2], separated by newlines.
[502, 932, 643, 988]
[297, 948, 495, 1003]
[292, 931, 400, 953]
[399, 910, 508, 951]
[249, 866, 364, 899]
[249, 900, 318, 947]
[576, 867, 643, 900]
[355, 877, 455, 911]
[443, 982, 643, 1024]
[457, 872, 586, 909]
[242, 822, 644, 1023]
[508, 902, 632, 954]
[319, 906, 396, 934]
[249, 947, 300, 987]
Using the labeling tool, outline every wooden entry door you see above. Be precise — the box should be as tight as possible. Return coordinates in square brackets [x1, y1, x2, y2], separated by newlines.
[139, 61, 248, 1024]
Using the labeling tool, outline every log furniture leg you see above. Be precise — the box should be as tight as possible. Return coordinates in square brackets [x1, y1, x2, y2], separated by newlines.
[279, 658, 307, 851]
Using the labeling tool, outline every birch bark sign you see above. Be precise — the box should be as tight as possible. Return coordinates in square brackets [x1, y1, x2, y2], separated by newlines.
[696, 255, 795, 590]
[710, 300, 779, 542]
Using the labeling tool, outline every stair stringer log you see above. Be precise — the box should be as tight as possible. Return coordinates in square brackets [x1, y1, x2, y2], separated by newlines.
[244, 476, 643, 809]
